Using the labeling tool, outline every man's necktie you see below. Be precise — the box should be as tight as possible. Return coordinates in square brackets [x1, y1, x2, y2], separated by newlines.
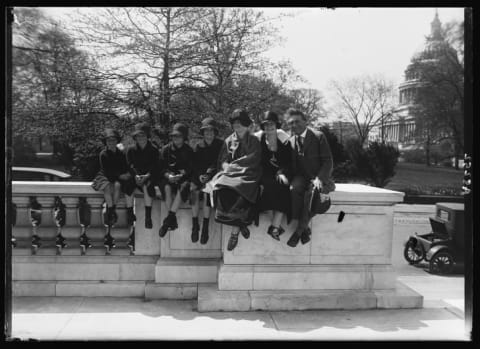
[297, 135, 304, 154]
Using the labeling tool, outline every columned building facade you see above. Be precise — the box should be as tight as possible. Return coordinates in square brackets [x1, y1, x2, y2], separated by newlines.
[374, 11, 457, 150]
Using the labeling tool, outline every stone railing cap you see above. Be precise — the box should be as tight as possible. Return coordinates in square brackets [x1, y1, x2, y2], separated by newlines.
[12, 181, 405, 203]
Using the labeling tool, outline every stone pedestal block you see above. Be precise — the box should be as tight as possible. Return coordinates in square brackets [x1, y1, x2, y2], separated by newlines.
[218, 264, 396, 291]
[13, 255, 157, 281]
[222, 204, 395, 265]
[155, 258, 220, 283]
[158, 202, 223, 259]
[197, 282, 423, 312]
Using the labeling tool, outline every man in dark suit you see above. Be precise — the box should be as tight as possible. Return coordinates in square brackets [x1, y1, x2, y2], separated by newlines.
[285, 108, 336, 247]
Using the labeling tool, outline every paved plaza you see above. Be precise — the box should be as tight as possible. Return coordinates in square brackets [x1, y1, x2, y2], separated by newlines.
[10, 263, 468, 341]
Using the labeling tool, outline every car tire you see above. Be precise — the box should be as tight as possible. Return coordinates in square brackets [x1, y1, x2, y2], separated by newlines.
[429, 251, 455, 274]
[403, 239, 424, 264]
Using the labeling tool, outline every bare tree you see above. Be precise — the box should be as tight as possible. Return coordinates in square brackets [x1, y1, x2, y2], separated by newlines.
[329, 74, 397, 146]
[187, 8, 282, 120]
[70, 7, 283, 127]
[72, 7, 210, 126]
[287, 88, 327, 125]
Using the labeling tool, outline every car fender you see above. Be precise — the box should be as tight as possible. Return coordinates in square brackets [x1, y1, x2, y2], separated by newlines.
[404, 236, 418, 247]
[426, 245, 450, 260]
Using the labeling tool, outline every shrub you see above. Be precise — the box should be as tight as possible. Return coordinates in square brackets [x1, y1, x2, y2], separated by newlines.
[401, 140, 455, 166]
[319, 125, 348, 164]
[402, 185, 461, 196]
[12, 136, 37, 165]
[332, 159, 357, 182]
[72, 140, 103, 180]
[344, 140, 400, 187]
[401, 149, 425, 164]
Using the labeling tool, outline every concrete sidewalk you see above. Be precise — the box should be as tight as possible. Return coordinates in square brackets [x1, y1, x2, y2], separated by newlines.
[10, 264, 468, 341]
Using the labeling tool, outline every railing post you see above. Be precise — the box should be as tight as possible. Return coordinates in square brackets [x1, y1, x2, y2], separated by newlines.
[78, 197, 92, 255]
[102, 202, 116, 255]
[53, 196, 67, 254]
[29, 196, 42, 254]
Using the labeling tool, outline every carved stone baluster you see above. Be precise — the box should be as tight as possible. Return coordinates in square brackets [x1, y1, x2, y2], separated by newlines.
[78, 197, 92, 255]
[29, 197, 42, 255]
[53, 196, 67, 255]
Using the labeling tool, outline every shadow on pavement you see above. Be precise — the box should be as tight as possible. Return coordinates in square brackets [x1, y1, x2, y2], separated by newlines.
[12, 296, 464, 335]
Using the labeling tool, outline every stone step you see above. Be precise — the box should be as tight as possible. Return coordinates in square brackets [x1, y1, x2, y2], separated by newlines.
[155, 258, 220, 284]
[197, 282, 423, 312]
[13, 280, 214, 300]
[13, 280, 146, 297]
[12, 255, 157, 281]
[145, 282, 200, 300]
[218, 264, 397, 291]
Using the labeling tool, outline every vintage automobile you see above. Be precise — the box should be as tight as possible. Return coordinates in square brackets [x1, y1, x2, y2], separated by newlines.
[403, 202, 464, 274]
[12, 167, 72, 181]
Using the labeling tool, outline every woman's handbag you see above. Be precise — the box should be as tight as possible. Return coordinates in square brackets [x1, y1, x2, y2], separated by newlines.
[91, 171, 110, 191]
[308, 185, 331, 216]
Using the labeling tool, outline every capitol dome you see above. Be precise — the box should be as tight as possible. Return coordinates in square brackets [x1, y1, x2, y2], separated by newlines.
[375, 10, 459, 150]
[410, 10, 457, 63]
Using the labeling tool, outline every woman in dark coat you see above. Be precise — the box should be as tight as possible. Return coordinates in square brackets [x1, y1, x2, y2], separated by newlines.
[210, 109, 262, 251]
[190, 117, 224, 244]
[125, 123, 161, 229]
[92, 129, 136, 226]
[256, 111, 293, 241]
[158, 123, 195, 238]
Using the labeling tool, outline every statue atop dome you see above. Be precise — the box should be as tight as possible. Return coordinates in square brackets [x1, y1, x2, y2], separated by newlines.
[430, 9, 443, 40]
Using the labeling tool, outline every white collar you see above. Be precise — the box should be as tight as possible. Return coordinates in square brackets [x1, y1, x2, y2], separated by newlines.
[255, 129, 290, 143]
[299, 128, 308, 139]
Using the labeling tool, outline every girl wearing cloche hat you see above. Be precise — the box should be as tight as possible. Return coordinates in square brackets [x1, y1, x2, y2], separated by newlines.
[255, 111, 293, 241]
[158, 122, 195, 238]
[92, 128, 136, 233]
[125, 122, 162, 230]
[190, 117, 224, 245]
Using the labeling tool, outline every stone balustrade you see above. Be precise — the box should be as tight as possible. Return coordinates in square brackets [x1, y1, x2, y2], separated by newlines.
[11, 181, 423, 311]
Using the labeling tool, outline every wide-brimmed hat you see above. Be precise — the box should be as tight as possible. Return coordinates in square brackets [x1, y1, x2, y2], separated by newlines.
[259, 111, 281, 130]
[169, 123, 188, 139]
[200, 117, 219, 135]
[131, 122, 151, 139]
[102, 128, 122, 144]
[229, 109, 252, 127]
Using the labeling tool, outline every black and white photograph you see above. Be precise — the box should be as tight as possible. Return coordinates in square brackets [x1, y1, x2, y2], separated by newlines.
[4, 5, 474, 341]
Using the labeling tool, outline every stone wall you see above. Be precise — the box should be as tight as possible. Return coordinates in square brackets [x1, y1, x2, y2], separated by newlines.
[11, 181, 424, 310]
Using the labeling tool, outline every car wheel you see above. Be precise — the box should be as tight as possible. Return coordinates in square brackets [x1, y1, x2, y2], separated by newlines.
[404, 240, 424, 264]
[429, 251, 455, 274]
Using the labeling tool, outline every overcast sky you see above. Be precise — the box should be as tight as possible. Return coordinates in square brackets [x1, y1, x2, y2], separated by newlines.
[260, 8, 464, 90]
[39, 7, 464, 108]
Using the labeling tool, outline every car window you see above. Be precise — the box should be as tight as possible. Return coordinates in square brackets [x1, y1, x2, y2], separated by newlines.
[12, 171, 45, 181]
[12, 171, 64, 181]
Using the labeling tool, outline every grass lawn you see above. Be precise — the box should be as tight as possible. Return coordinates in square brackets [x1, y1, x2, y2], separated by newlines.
[385, 162, 463, 195]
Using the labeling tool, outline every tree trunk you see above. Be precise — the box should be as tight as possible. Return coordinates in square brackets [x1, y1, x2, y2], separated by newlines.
[425, 133, 430, 167]
[381, 117, 385, 143]
[161, 9, 171, 127]
[454, 142, 459, 170]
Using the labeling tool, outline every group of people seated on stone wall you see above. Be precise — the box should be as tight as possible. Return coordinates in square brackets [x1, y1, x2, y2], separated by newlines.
[91, 108, 335, 251]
